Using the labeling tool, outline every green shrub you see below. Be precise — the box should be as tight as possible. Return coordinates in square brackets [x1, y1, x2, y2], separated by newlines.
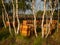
[33, 33, 43, 45]
[0, 27, 10, 40]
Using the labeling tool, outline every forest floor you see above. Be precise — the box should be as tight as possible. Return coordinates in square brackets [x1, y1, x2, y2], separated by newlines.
[0, 28, 60, 45]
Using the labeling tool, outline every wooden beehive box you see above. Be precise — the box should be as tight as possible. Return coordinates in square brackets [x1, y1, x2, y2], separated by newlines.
[43, 23, 56, 35]
[20, 20, 30, 36]
[58, 24, 60, 28]
[43, 24, 49, 35]
[6, 21, 10, 26]
[52, 20, 57, 24]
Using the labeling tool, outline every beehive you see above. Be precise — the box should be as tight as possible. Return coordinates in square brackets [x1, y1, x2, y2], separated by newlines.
[43, 24, 49, 35]
[43, 23, 56, 35]
[51, 24, 55, 29]
[20, 20, 30, 36]
[58, 24, 60, 28]
[6, 21, 10, 26]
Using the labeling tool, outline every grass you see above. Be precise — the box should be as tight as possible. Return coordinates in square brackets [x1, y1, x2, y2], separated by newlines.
[51, 28, 60, 43]
[0, 27, 10, 41]
[0, 27, 60, 45]
[33, 36, 43, 45]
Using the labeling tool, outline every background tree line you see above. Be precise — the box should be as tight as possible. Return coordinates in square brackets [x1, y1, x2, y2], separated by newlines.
[0, 0, 60, 38]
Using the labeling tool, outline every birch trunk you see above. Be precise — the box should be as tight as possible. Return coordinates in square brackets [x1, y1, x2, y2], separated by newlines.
[32, 0, 37, 37]
[50, 0, 57, 24]
[2, 8, 6, 28]
[45, 13, 48, 36]
[41, 0, 46, 38]
[45, 0, 57, 38]
[2, 0, 12, 35]
[57, 0, 59, 32]
[11, 0, 16, 34]
[16, 0, 20, 34]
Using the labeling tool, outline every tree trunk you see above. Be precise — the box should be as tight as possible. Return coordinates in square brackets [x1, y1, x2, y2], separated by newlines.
[2, 8, 6, 28]
[50, 0, 57, 24]
[57, 0, 59, 32]
[32, 0, 37, 37]
[11, 0, 16, 34]
[16, 0, 20, 34]
[45, 0, 57, 38]
[41, 0, 46, 38]
[45, 13, 48, 36]
[2, 0, 12, 35]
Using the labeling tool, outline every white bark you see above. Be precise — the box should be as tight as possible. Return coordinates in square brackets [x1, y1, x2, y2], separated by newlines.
[16, 0, 20, 34]
[2, 8, 6, 28]
[2, 0, 12, 35]
[57, 0, 59, 32]
[32, 0, 37, 37]
[45, 0, 57, 38]
[41, 0, 46, 38]
[11, 0, 16, 34]
[46, 13, 48, 36]
[50, 0, 57, 24]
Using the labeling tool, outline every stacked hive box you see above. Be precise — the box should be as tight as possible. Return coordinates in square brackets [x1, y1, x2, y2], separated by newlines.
[43, 21, 57, 36]
[43, 24, 49, 35]
[5, 21, 10, 26]
[58, 24, 60, 28]
[20, 20, 30, 36]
